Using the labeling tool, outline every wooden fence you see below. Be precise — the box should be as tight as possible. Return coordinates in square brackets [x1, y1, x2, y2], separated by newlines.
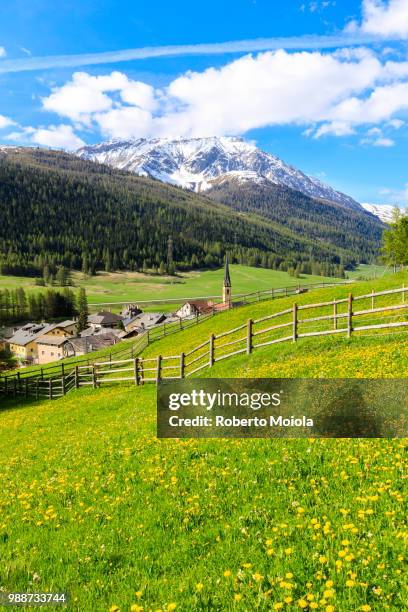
[0, 279, 351, 386]
[1, 284, 407, 401]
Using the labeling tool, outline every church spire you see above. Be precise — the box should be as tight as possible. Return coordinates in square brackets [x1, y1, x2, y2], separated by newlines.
[223, 254, 231, 288]
[222, 255, 232, 306]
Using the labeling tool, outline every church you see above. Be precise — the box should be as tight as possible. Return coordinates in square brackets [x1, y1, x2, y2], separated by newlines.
[175, 257, 233, 318]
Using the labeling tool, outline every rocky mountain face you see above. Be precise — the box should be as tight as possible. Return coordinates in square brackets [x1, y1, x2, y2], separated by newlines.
[76, 136, 362, 212]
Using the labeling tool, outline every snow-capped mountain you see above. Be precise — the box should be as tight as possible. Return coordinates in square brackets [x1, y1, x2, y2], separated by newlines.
[361, 203, 404, 223]
[76, 136, 362, 211]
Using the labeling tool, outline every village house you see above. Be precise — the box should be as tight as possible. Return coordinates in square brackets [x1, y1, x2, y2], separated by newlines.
[87, 311, 123, 330]
[64, 332, 120, 357]
[44, 320, 77, 337]
[126, 312, 167, 332]
[36, 336, 68, 364]
[175, 300, 214, 318]
[7, 322, 56, 363]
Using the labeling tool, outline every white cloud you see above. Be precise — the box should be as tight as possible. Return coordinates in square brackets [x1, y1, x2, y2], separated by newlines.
[328, 81, 408, 124]
[0, 46, 6, 58]
[9, 124, 85, 150]
[314, 121, 356, 137]
[373, 136, 395, 146]
[0, 114, 14, 129]
[359, 0, 408, 37]
[42, 71, 158, 127]
[21, 44, 408, 146]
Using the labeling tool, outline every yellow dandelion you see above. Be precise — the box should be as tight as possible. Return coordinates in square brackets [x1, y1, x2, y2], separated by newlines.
[234, 594, 242, 602]
[253, 572, 263, 582]
[273, 604, 283, 610]
[346, 580, 355, 587]
[109, 606, 120, 612]
[360, 606, 371, 612]
[224, 570, 232, 578]
[298, 600, 308, 609]
[130, 606, 143, 612]
[167, 605, 177, 611]
[195, 583, 204, 592]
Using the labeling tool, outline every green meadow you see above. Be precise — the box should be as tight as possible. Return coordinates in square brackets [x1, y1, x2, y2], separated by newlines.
[0, 265, 345, 309]
[0, 271, 407, 611]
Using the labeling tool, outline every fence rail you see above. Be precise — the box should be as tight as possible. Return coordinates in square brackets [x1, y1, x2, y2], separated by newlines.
[1, 284, 407, 402]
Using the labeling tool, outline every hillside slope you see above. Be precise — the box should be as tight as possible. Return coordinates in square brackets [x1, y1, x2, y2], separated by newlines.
[1, 275, 407, 610]
[0, 148, 382, 277]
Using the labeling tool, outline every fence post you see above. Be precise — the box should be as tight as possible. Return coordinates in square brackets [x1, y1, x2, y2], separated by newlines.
[371, 289, 375, 310]
[156, 355, 162, 385]
[180, 352, 185, 378]
[134, 357, 139, 386]
[61, 363, 65, 395]
[25, 378, 28, 399]
[49, 379, 53, 400]
[347, 293, 353, 338]
[13, 378, 16, 399]
[247, 319, 253, 354]
[209, 334, 215, 367]
[36, 378, 39, 400]
[92, 364, 97, 389]
[403, 284, 406, 303]
[292, 303, 298, 342]
[333, 300, 338, 330]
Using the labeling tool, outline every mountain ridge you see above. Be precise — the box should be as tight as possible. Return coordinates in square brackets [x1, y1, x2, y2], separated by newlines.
[76, 136, 362, 212]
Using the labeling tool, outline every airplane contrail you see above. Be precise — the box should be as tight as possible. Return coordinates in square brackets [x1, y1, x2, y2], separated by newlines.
[0, 33, 393, 74]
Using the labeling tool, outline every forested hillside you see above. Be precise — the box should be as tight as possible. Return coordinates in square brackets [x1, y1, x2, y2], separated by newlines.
[0, 148, 382, 278]
[208, 179, 384, 255]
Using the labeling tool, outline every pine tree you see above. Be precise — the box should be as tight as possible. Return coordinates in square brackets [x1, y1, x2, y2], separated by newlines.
[76, 288, 89, 333]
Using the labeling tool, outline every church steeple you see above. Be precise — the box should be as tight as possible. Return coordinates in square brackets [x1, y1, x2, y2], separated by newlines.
[222, 255, 232, 306]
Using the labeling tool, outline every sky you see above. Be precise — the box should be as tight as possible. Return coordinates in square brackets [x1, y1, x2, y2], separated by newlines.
[0, 0, 408, 205]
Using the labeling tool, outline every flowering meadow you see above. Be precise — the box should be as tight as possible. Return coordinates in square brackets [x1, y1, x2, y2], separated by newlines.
[1, 387, 407, 611]
[0, 273, 407, 610]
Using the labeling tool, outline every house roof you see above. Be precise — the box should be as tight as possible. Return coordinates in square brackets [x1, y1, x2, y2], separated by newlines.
[88, 311, 123, 325]
[130, 313, 166, 329]
[8, 323, 55, 347]
[66, 332, 119, 352]
[178, 300, 213, 314]
[54, 320, 76, 329]
[36, 335, 68, 347]
[123, 314, 142, 327]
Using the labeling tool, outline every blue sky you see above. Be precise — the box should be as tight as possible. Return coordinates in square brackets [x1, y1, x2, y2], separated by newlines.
[0, 0, 407, 205]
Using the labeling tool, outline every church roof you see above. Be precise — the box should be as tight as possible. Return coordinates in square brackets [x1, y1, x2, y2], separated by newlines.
[223, 255, 231, 287]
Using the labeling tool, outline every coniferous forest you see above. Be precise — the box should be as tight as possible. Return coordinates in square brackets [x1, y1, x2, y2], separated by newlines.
[0, 148, 384, 280]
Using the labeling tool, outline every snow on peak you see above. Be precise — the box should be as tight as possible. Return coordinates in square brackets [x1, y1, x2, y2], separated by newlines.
[76, 136, 361, 210]
[361, 203, 405, 223]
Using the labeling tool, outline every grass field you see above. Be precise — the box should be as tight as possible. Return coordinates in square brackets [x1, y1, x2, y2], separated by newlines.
[0, 272, 407, 611]
[0, 265, 345, 309]
[346, 264, 390, 281]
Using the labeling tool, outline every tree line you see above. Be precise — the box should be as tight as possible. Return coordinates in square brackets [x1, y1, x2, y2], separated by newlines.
[0, 286, 89, 326]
